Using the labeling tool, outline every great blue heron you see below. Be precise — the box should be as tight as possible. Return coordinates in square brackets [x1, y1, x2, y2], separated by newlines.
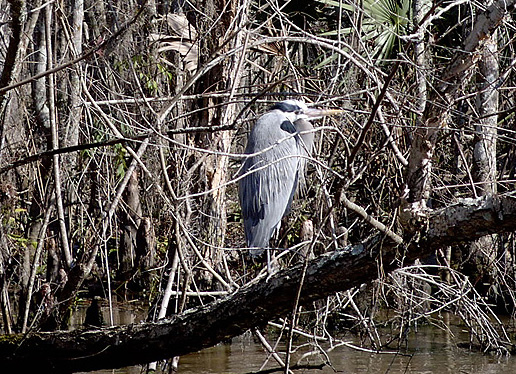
[239, 99, 342, 266]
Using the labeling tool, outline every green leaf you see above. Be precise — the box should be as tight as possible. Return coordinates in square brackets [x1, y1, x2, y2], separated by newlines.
[320, 0, 413, 61]
[314, 53, 339, 69]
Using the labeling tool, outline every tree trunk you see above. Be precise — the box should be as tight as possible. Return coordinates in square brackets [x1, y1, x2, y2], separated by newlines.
[118, 170, 142, 280]
[63, 0, 85, 260]
[473, 33, 498, 196]
[467, 24, 499, 293]
[18, 16, 52, 332]
[135, 216, 156, 289]
[0, 0, 24, 157]
[192, 0, 245, 289]
[65, 0, 84, 152]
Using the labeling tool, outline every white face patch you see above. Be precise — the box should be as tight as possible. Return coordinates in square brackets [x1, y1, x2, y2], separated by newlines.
[277, 100, 309, 123]
[283, 110, 301, 123]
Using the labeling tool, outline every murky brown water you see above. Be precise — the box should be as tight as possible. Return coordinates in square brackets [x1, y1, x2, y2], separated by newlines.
[176, 326, 516, 374]
[75, 299, 516, 374]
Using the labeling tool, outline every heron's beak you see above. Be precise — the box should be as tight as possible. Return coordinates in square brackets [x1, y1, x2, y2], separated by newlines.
[305, 108, 345, 119]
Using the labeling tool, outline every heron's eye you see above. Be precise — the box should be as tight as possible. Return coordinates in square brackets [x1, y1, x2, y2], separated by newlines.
[294, 110, 303, 115]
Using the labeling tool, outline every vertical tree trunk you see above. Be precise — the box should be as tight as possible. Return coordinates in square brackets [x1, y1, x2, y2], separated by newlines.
[472, 35, 498, 196]
[468, 27, 498, 293]
[136, 217, 156, 287]
[0, 224, 13, 334]
[413, 0, 431, 118]
[401, 0, 437, 224]
[193, 0, 244, 289]
[0, 0, 24, 158]
[118, 170, 142, 280]
[65, 0, 84, 152]
[45, 2, 72, 269]
[63, 0, 85, 258]
[1, 8, 45, 325]
[19, 15, 51, 332]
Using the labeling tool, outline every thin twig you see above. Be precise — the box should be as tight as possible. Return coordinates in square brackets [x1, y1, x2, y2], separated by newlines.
[339, 193, 403, 245]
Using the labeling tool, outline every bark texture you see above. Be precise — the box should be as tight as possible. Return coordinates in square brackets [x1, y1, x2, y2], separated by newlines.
[467, 20, 499, 292]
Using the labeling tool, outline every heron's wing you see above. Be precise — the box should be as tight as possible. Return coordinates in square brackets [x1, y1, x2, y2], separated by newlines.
[239, 113, 301, 252]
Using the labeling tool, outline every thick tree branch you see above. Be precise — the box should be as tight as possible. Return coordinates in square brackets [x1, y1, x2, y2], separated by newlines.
[441, 0, 515, 90]
[1, 195, 515, 373]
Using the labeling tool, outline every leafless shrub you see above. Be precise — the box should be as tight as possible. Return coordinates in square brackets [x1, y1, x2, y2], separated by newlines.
[385, 264, 513, 354]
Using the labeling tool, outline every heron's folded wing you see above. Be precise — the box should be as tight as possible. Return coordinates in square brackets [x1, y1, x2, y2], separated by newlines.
[239, 136, 299, 248]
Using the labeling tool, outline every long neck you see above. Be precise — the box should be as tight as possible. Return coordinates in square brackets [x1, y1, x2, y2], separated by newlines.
[294, 119, 314, 155]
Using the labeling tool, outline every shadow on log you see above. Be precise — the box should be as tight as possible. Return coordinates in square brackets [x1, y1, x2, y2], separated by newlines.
[1, 195, 515, 373]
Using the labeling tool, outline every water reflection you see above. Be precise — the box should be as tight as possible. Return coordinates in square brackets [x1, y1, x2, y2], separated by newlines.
[75, 300, 516, 374]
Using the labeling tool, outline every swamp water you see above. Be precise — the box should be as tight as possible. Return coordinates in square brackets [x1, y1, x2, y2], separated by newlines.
[74, 299, 516, 374]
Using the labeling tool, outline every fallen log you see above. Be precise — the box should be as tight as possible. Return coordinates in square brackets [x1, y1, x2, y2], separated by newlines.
[0, 195, 515, 373]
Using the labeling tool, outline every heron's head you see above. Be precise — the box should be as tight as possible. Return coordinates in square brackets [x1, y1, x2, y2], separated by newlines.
[270, 99, 343, 123]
